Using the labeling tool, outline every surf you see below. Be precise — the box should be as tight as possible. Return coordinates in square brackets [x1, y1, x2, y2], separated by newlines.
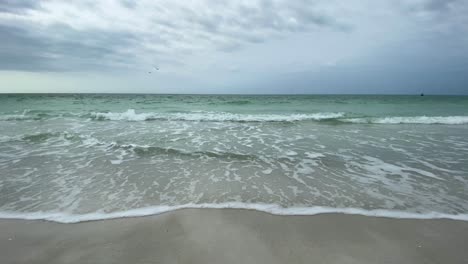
[89, 109, 346, 122]
[1, 203, 468, 223]
[341, 116, 468, 125]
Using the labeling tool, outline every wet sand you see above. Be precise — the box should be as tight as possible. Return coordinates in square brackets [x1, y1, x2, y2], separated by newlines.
[1, 209, 468, 264]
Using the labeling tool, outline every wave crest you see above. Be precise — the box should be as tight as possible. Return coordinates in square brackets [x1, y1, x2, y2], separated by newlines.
[128, 145, 257, 160]
[3, 109, 468, 125]
[90, 109, 345, 122]
[342, 116, 468, 125]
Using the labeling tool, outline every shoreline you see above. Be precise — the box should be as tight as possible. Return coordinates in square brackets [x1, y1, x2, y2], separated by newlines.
[1, 204, 468, 224]
[2, 208, 468, 264]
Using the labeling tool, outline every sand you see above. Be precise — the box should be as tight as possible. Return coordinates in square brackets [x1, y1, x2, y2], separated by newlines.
[1, 209, 468, 264]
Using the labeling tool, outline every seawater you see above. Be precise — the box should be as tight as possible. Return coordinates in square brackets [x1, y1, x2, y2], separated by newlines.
[1, 94, 468, 223]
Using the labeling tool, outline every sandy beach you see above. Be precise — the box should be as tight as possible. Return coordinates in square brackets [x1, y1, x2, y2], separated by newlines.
[2, 0, 468, 261]
[1, 209, 468, 264]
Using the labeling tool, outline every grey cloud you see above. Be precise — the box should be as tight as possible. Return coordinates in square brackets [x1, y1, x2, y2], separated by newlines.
[0, 24, 52, 71]
[423, 0, 459, 12]
[0, 0, 39, 14]
[119, 0, 136, 9]
[252, 30, 468, 95]
[177, 1, 349, 53]
[0, 23, 141, 72]
[1, 0, 467, 95]
[216, 41, 242, 53]
[402, 0, 466, 15]
[0, 0, 351, 72]
[232, 1, 343, 32]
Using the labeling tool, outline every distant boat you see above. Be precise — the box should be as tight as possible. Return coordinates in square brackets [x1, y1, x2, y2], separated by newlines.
[420, 93, 424, 96]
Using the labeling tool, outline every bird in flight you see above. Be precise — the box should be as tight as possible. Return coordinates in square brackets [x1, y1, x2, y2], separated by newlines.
[148, 66, 159, 74]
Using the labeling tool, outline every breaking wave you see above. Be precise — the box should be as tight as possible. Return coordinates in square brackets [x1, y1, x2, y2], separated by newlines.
[90, 109, 345, 122]
[90, 110, 468, 125]
[342, 116, 468, 125]
[2, 109, 468, 125]
[0, 109, 33, 121]
[3, 131, 262, 161]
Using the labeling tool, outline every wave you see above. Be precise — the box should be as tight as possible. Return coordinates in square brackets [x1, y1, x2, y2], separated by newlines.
[0, 132, 79, 144]
[99, 142, 261, 161]
[90, 109, 345, 122]
[127, 144, 258, 160]
[0, 109, 33, 121]
[341, 116, 468, 125]
[1, 203, 467, 223]
[3, 131, 261, 161]
[3, 109, 468, 125]
[0, 115, 33, 121]
[21, 132, 64, 142]
[0, 110, 75, 121]
[224, 100, 252, 105]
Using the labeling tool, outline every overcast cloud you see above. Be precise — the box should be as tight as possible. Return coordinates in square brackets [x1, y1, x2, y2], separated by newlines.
[0, 0, 467, 94]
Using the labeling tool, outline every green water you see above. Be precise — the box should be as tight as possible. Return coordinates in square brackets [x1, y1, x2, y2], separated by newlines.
[1, 94, 468, 118]
[0, 94, 468, 222]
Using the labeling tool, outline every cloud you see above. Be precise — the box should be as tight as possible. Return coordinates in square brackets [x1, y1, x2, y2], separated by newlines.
[0, 24, 51, 71]
[0, 0, 39, 14]
[400, 0, 468, 19]
[421, 0, 460, 12]
[0, 23, 140, 71]
[0, 0, 348, 72]
[0, 0, 467, 94]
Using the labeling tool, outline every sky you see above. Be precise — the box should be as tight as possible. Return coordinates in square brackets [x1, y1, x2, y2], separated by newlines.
[0, 0, 467, 94]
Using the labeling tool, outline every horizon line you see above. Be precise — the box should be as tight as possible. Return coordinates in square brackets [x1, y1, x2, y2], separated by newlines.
[1, 92, 467, 96]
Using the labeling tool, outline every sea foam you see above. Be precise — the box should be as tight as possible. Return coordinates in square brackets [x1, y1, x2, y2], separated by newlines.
[90, 109, 345, 122]
[4, 109, 468, 125]
[0, 110, 32, 121]
[1, 203, 468, 223]
[342, 116, 468, 125]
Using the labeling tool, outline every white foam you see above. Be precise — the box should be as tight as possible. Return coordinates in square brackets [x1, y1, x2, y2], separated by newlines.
[0, 114, 30, 121]
[0, 135, 19, 143]
[0, 109, 32, 121]
[305, 152, 325, 159]
[90, 109, 345, 122]
[342, 116, 468, 125]
[1, 203, 468, 223]
[91, 109, 152, 121]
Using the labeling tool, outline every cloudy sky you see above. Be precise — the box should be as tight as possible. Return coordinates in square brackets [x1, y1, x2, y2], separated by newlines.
[0, 0, 467, 94]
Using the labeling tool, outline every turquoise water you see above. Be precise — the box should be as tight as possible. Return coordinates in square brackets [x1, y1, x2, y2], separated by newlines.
[1, 94, 468, 120]
[1, 94, 468, 222]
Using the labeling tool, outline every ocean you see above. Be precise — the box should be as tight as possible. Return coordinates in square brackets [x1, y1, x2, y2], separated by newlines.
[1, 94, 468, 223]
